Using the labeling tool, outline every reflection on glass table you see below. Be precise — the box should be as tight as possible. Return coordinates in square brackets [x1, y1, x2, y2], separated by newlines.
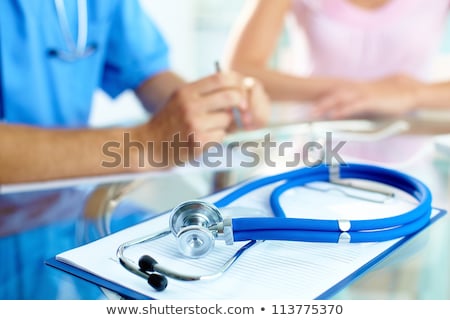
[0, 185, 156, 299]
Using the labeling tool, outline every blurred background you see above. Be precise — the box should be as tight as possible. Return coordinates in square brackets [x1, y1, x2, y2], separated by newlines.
[89, 0, 450, 128]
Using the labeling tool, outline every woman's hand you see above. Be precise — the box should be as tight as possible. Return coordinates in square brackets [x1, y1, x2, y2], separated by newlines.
[313, 75, 423, 119]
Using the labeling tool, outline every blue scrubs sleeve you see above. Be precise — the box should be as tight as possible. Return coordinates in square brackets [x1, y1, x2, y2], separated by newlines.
[101, 0, 170, 98]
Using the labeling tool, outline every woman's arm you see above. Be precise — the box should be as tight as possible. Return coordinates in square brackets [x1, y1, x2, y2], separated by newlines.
[224, 0, 345, 102]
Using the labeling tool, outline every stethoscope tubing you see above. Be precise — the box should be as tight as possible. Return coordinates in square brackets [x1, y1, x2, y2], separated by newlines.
[232, 211, 431, 243]
[50, 0, 97, 61]
[214, 164, 432, 243]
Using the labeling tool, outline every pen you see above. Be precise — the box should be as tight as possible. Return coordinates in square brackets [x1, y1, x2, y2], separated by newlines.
[214, 61, 243, 129]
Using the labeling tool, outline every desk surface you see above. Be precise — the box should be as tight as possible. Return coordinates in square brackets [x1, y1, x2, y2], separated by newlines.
[1, 117, 449, 300]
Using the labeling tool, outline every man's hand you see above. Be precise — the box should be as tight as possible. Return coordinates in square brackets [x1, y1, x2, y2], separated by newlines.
[0, 72, 269, 183]
[238, 76, 271, 130]
[137, 72, 270, 168]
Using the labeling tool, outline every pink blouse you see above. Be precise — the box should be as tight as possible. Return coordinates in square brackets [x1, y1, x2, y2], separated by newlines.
[291, 0, 450, 80]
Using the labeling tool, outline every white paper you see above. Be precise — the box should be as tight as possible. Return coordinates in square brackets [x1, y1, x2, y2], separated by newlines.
[55, 178, 440, 299]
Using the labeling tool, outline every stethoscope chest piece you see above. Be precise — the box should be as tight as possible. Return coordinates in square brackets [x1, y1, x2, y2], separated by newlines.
[170, 200, 224, 258]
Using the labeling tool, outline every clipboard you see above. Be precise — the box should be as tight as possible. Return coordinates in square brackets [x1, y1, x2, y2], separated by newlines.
[46, 176, 447, 300]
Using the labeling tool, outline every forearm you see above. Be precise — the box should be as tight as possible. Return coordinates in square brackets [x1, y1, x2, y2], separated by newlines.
[225, 0, 340, 103]
[229, 64, 343, 102]
[0, 124, 151, 184]
[135, 71, 186, 113]
[416, 81, 450, 110]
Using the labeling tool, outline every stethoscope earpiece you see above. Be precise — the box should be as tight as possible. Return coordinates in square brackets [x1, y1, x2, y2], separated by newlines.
[138, 255, 168, 291]
[138, 255, 157, 272]
[147, 273, 168, 292]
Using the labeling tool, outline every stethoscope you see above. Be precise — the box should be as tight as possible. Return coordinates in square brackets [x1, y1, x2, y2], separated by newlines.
[0, 0, 93, 121]
[117, 163, 432, 292]
[48, 0, 97, 61]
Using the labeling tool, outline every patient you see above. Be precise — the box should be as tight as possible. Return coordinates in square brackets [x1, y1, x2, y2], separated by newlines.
[225, 0, 450, 119]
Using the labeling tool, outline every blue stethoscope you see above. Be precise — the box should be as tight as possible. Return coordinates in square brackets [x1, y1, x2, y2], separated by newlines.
[117, 163, 433, 291]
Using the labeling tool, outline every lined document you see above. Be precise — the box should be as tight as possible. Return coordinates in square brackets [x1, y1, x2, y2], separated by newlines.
[55, 180, 442, 299]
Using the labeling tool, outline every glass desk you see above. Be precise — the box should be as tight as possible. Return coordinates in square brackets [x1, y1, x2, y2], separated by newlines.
[1, 118, 449, 300]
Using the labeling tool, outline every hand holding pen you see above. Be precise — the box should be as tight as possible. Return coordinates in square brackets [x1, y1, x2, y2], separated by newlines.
[143, 67, 270, 167]
[215, 61, 243, 129]
[215, 61, 270, 131]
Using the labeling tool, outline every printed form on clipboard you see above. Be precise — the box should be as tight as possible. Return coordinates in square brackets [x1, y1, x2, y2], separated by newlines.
[48, 171, 447, 300]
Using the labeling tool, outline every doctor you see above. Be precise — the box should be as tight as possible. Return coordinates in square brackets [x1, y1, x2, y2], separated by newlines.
[0, 0, 270, 184]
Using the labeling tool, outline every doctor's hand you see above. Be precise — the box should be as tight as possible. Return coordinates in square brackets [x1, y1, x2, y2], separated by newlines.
[232, 76, 271, 131]
[135, 72, 269, 169]
[312, 75, 423, 119]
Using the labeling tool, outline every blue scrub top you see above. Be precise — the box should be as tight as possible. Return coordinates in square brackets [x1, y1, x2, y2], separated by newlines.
[0, 0, 170, 127]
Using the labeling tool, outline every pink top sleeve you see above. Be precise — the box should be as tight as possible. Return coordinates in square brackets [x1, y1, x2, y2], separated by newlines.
[291, 0, 450, 81]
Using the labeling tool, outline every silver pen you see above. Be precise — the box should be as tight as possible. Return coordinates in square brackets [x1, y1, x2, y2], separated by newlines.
[215, 61, 243, 129]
